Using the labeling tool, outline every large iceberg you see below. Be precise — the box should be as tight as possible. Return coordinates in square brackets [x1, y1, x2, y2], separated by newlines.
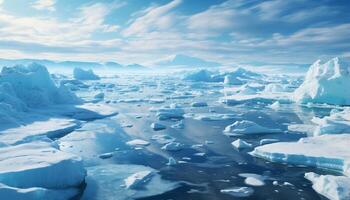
[0, 63, 81, 110]
[293, 57, 350, 105]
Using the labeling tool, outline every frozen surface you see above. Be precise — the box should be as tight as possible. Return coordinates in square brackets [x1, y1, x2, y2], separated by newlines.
[82, 164, 179, 200]
[252, 134, 350, 176]
[0, 141, 86, 188]
[305, 172, 350, 200]
[293, 57, 350, 105]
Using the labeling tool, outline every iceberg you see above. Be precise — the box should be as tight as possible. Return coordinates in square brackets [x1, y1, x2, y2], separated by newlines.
[0, 63, 81, 110]
[223, 120, 281, 136]
[305, 172, 350, 200]
[231, 139, 252, 150]
[151, 122, 166, 131]
[293, 57, 350, 105]
[73, 68, 100, 80]
[124, 171, 155, 189]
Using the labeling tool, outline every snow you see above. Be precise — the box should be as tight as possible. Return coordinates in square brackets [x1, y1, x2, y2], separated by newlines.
[73, 68, 100, 80]
[305, 172, 350, 200]
[252, 134, 350, 176]
[293, 57, 350, 105]
[231, 139, 252, 149]
[124, 171, 155, 189]
[223, 120, 281, 136]
[220, 187, 254, 197]
[0, 141, 86, 189]
[151, 122, 166, 131]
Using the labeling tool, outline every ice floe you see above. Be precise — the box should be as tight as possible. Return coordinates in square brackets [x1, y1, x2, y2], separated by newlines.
[220, 187, 254, 197]
[252, 134, 350, 176]
[305, 172, 350, 200]
[161, 142, 184, 151]
[151, 122, 166, 131]
[223, 120, 281, 136]
[126, 139, 150, 147]
[124, 171, 155, 189]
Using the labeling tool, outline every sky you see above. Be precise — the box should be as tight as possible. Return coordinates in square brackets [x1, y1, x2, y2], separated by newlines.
[0, 0, 349, 66]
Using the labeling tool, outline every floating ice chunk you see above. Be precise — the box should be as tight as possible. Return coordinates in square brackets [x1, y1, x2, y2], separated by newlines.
[223, 120, 281, 136]
[252, 134, 350, 176]
[155, 106, 185, 120]
[220, 187, 254, 197]
[166, 157, 177, 166]
[312, 108, 350, 136]
[239, 173, 266, 186]
[259, 139, 279, 145]
[231, 139, 252, 149]
[72, 103, 119, 120]
[268, 101, 281, 110]
[73, 68, 100, 80]
[191, 102, 208, 107]
[287, 124, 316, 134]
[0, 183, 79, 200]
[191, 113, 235, 121]
[82, 164, 178, 200]
[99, 152, 114, 159]
[161, 142, 184, 151]
[127, 139, 150, 147]
[171, 120, 185, 129]
[151, 135, 175, 144]
[151, 122, 166, 131]
[124, 171, 155, 189]
[0, 141, 86, 189]
[305, 172, 350, 200]
[293, 57, 350, 105]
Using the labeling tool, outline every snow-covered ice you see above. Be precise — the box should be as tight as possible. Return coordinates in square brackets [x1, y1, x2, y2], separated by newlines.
[305, 172, 350, 200]
[252, 134, 350, 176]
[293, 57, 350, 105]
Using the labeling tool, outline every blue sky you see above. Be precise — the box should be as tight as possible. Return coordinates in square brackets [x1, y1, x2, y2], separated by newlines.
[0, 0, 349, 65]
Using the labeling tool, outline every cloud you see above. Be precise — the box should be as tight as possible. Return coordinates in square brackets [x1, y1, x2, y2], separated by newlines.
[122, 0, 182, 36]
[31, 0, 56, 12]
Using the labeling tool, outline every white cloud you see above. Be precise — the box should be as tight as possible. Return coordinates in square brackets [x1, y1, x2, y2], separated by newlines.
[31, 0, 56, 12]
[122, 0, 182, 36]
